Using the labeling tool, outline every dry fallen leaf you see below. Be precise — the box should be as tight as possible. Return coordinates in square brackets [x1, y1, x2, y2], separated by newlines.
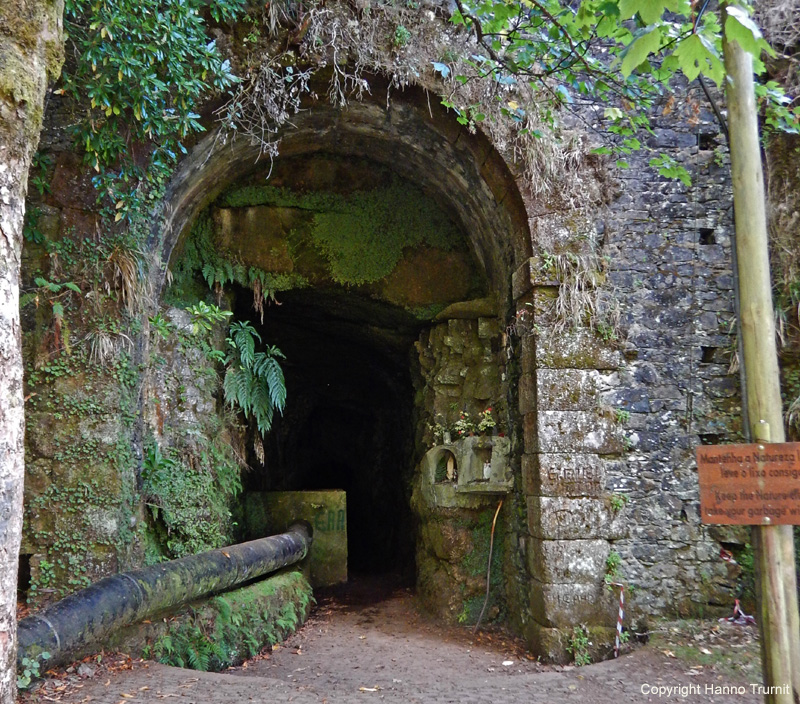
[663, 650, 676, 658]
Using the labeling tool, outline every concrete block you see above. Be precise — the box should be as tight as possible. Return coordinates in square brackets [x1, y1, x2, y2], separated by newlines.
[529, 580, 616, 628]
[536, 369, 604, 411]
[527, 496, 627, 540]
[536, 330, 624, 370]
[528, 411, 626, 454]
[245, 491, 347, 588]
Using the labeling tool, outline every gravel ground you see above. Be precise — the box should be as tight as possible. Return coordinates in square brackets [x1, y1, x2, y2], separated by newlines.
[26, 576, 766, 704]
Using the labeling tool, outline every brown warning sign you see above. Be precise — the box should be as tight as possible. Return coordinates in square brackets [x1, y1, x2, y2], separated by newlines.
[696, 443, 800, 525]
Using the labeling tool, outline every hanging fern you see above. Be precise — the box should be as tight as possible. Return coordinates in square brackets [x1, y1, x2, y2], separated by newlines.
[224, 321, 286, 436]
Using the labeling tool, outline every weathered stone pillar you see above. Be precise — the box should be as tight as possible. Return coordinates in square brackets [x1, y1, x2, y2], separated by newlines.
[513, 256, 627, 660]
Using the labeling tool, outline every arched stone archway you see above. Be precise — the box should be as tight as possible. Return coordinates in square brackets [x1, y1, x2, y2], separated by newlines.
[150, 84, 531, 300]
[18, 4, 746, 667]
[145, 83, 550, 640]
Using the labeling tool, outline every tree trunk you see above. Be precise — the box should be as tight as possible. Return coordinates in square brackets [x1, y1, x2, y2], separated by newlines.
[722, 5, 800, 701]
[0, 1, 63, 702]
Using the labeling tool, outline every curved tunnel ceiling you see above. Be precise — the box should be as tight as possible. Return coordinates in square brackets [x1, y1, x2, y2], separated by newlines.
[155, 82, 531, 302]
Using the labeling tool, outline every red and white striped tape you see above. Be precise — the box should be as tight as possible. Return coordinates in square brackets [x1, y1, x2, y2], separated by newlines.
[721, 598, 756, 626]
[718, 549, 755, 625]
[610, 582, 625, 657]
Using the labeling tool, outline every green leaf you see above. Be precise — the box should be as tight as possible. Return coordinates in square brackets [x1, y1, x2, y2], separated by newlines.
[724, 6, 775, 59]
[621, 26, 663, 77]
[619, 0, 672, 24]
[672, 33, 724, 86]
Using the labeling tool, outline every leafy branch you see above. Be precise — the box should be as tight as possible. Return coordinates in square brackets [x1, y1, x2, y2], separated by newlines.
[59, 0, 246, 220]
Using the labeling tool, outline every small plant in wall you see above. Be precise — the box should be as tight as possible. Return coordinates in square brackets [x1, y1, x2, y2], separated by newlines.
[566, 625, 591, 666]
[614, 408, 631, 425]
[609, 493, 630, 513]
[187, 301, 233, 335]
[224, 321, 287, 436]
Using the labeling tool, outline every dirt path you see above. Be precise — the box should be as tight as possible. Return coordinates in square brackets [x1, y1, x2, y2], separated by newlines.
[31, 576, 765, 704]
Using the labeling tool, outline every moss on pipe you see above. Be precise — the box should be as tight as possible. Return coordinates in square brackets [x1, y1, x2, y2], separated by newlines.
[17, 525, 310, 667]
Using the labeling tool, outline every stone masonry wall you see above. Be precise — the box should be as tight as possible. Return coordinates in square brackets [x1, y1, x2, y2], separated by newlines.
[20, 15, 750, 659]
[411, 313, 512, 625]
[511, 87, 742, 658]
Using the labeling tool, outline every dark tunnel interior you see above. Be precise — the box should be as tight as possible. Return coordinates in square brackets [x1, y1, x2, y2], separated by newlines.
[232, 286, 422, 580]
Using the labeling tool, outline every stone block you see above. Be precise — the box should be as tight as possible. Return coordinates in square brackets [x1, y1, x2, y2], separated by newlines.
[524, 622, 617, 664]
[527, 539, 610, 584]
[536, 330, 624, 370]
[528, 410, 626, 454]
[521, 335, 536, 371]
[529, 580, 616, 628]
[529, 287, 560, 327]
[477, 317, 500, 339]
[214, 206, 296, 273]
[518, 372, 536, 416]
[435, 365, 466, 386]
[527, 496, 627, 540]
[380, 248, 475, 307]
[526, 453, 606, 497]
[479, 152, 511, 204]
[523, 622, 569, 664]
[463, 364, 499, 401]
[536, 369, 606, 411]
[512, 258, 559, 299]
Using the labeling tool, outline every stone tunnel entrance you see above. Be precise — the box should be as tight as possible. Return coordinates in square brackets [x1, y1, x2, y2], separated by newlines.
[155, 87, 533, 635]
[164, 146, 501, 588]
[235, 286, 421, 578]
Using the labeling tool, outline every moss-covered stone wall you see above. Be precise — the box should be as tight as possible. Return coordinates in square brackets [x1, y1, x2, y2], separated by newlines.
[411, 312, 512, 626]
[167, 155, 485, 318]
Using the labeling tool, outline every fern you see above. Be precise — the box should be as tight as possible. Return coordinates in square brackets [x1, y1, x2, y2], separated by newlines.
[223, 322, 286, 437]
[213, 597, 232, 622]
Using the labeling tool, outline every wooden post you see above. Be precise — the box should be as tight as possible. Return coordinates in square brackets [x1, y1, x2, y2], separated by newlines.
[722, 8, 800, 702]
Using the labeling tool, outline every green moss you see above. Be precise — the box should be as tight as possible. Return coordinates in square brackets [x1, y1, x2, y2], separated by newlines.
[406, 303, 448, 320]
[23, 347, 141, 602]
[217, 178, 463, 286]
[146, 571, 314, 670]
[457, 595, 487, 624]
[166, 212, 309, 307]
[141, 429, 243, 560]
[457, 510, 507, 625]
[220, 185, 341, 210]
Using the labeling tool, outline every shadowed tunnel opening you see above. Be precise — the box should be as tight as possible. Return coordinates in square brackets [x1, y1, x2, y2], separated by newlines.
[158, 90, 532, 589]
[234, 287, 422, 580]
